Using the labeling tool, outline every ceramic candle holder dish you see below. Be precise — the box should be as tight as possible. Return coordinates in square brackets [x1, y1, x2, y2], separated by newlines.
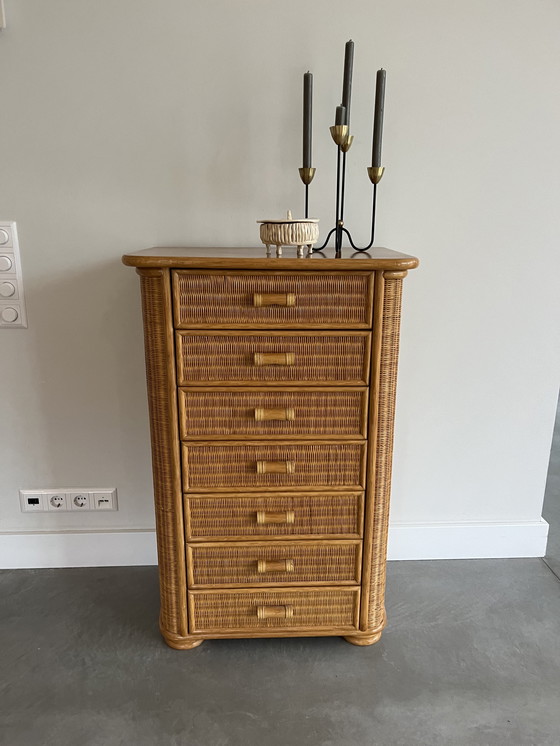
[257, 211, 320, 257]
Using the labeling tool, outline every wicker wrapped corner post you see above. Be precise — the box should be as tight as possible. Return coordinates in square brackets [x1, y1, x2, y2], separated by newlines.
[123, 247, 418, 649]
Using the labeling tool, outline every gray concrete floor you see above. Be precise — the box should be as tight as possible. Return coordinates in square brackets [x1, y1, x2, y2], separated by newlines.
[1, 401, 559, 746]
[1, 559, 559, 745]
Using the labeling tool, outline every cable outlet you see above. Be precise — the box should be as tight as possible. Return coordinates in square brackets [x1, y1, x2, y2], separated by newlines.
[92, 490, 118, 510]
[19, 491, 45, 512]
[20, 488, 118, 513]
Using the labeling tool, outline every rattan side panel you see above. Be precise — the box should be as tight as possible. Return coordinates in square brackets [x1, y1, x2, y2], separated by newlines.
[189, 587, 359, 632]
[366, 276, 403, 630]
[176, 331, 371, 386]
[172, 271, 373, 328]
[138, 269, 187, 637]
[179, 388, 367, 439]
[188, 541, 361, 587]
[183, 442, 366, 491]
[186, 492, 364, 540]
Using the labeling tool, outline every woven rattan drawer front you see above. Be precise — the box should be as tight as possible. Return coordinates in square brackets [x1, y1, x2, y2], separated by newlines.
[182, 441, 366, 492]
[172, 270, 373, 329]
[187, 540, 362, 588]
[185, 492, 364, 540]
[176, 331, 371, 386]
[178, 387, 368, 440]
[188, 587, 360, 633]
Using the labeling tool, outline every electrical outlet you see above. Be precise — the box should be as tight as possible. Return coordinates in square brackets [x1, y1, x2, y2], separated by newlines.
[70, 492, 90, 510]
[46, 492, 68, 511]
[19, 488, 118, 512]
[20, 491, 46, 512]
[92, 490, 118, 511]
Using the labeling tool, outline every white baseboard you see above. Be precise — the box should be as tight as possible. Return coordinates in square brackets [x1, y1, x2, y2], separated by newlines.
[0, 519, 549, 569]
[387, 519, 549, 560]
[0, 529, 158, 569]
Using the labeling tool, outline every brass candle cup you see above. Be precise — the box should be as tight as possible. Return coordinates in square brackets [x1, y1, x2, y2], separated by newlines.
[298, 167, 316, 185]
[330, 125, 349, 146]
[367, 166, 385, 184]
[340, 135, 354, 153]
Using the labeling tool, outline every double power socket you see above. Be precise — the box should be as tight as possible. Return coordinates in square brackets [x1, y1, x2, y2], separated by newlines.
[20, 488, 118, 513]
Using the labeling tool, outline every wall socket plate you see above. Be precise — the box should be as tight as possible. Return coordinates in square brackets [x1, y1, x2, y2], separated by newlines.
[20, 488, 118, 513]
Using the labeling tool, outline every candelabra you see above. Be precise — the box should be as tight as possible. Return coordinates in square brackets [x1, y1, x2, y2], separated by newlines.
[299, 128, 384, 256]
[298, 44, 386, 257]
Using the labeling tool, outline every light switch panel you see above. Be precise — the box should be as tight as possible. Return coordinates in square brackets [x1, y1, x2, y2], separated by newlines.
[0, 221, 28, 328]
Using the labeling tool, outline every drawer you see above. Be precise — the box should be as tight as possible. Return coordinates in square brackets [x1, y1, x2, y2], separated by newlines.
[176, 331, 371, 386]
[172, 270, 373, 329]
[182, 441, 367, 492]
[188, 587, 360, 634]
[187, 540, 362, 588]
[178, 387, 368, 440]
[185, 492, 364, 541]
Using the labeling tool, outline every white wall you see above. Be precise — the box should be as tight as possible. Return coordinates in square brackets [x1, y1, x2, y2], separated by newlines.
[1, 0, 559, 564]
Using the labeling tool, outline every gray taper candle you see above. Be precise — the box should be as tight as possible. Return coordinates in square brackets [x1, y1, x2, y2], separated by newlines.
[303, 71, 313, 168]
[335, 105, 346, 125]
[372, 68, 386, 166]
[341, 40, 354, 125]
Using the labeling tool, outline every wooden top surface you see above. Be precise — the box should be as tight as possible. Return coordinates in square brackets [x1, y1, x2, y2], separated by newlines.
[122, 246, 419, 271]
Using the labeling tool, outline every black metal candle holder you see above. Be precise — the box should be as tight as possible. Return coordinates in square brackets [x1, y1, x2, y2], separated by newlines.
[299, 128, 384, 257]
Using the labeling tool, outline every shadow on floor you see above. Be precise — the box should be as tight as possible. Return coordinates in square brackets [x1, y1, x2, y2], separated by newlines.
[543, 392, 560, 578]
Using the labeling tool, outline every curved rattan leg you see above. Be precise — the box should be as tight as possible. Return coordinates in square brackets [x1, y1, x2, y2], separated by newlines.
[161, 629, 204, 650]
[343, 608, 386, 646]
[343, 630, 383, 646]
[159, 617, 204, 650]
[164, 635, 204, 650]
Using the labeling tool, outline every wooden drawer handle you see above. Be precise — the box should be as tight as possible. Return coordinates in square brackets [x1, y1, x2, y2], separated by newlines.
[257, 605, 294, 620]
[254, 407, 295, 422]
[257, 559, 295, 574]
[253, 293, 296, 308]
[253, 352, 295, 366]
[256, 510, 295, 525]
[256, 460, 295, 475]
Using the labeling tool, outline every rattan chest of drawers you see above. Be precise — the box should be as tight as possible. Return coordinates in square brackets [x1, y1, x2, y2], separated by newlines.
[123, 247, 418, 649]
